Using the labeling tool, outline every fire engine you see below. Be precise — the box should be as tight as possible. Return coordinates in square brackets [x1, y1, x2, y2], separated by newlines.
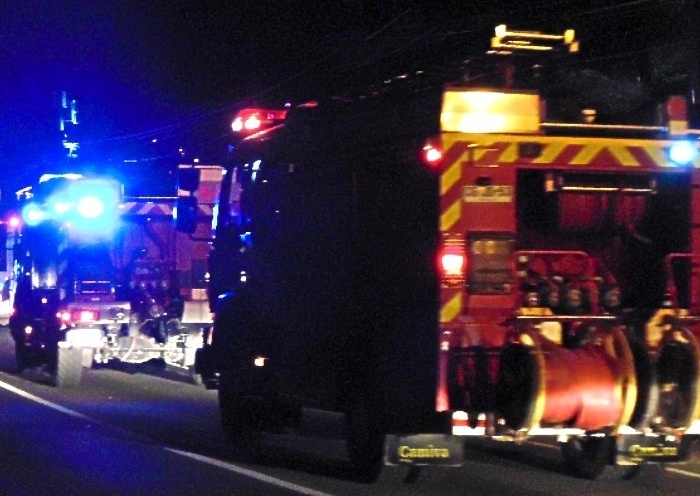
[187, 26, 700, 481]
[7, 165, 218, 386]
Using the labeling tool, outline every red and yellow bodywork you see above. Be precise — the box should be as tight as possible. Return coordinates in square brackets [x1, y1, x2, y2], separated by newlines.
[434, 88, 700, 438]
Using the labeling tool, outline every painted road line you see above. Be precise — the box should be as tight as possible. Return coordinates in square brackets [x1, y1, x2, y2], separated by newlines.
[0, 378, 94, 422]
[0, 378, 337, 496]
[166, 448, 337, 496]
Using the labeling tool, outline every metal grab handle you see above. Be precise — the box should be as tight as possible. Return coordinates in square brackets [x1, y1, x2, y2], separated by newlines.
[558, 185, 656, 194]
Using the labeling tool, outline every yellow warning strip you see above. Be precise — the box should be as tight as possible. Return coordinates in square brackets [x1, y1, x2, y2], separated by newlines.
[440, 199, 461, 232]
[532, 142, 568, 164]
[440, 293, 462, 323]
[441, 160, 461, 196]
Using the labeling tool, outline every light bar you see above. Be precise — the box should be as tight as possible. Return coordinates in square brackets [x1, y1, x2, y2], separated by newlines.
[231, 108, 287, 134]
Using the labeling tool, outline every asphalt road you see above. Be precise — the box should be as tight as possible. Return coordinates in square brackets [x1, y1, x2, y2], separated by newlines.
[1, 326, 699, 496]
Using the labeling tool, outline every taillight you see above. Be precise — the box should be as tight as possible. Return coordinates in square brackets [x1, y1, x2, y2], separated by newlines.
[439, 236, 466, 286]
[77, 310, 99, 322]
[420, 137, 444, 169]
[59, 309, 99, 323]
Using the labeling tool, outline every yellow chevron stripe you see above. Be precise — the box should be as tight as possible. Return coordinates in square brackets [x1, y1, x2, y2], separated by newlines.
[440, 199, 461, 232]
[608, 145, 640, 166]
[644, 146, 668, 167]
[532, 142, 568, 164]
[570, 144, 603, 165]
[472, 145, 491, 162]
[497, 142, 520, 163]
[440, 293, 462, 323]
[444, 134, 700, 168]
[441, 159, 461, 196]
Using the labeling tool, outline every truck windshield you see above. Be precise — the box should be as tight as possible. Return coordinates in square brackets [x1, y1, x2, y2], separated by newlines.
[67, 243, 115, 280]
[64, 243, 116, 299]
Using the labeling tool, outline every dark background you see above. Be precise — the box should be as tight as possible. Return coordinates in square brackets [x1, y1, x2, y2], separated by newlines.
[1, 0, 698, 198]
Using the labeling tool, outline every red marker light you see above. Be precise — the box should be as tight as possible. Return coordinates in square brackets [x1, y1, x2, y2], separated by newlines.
[60, 309, 99, 323]
[231, 108, 287, 134]
[77, 310, 99, 322]
[439, 236, 466, 286]
[420, 138, 444, 168]
[441, 252, 465, 277]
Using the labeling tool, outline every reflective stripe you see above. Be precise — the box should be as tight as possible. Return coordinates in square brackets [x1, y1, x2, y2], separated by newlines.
[119, 202, 214, 217]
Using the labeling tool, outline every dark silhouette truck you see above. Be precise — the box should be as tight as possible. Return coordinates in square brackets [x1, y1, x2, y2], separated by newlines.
[183, 26, 700, 482]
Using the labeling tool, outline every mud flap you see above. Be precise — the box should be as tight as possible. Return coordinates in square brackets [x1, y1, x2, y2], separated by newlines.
[384, 434, 464, 467]
[616, 433, 695, 465]
[52, 345, 83, 387]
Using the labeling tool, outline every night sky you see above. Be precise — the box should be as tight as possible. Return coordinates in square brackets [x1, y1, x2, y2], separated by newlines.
[1, 0, 698, 199]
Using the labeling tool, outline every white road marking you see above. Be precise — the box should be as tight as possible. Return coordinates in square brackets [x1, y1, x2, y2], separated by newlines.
[0, 378, 337, 496]
[6, 374, 699, 487]
[166, 448, 337, 496]
[665, 467, 700, 479]
[0, 378, 93, 421]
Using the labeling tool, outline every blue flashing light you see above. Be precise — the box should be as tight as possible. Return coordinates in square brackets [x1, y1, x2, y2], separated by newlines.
[76, 196, 105, 219]
[21, 203, 45, 227]
[50, 197, 72, 215]
[66, 181, 120, 236]
[59, 178, 121, 236]
[20, 175, 122, 236]
[668, 141, 698, 166]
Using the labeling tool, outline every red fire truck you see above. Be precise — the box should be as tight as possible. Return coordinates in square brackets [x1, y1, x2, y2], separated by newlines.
[188, 27, 700, 481]
[7, 165, 218, 386]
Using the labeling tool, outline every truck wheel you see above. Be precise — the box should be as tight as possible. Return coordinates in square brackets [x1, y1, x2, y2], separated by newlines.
[14, 342, 27, 373]
[345, 393, 384, 483]
[51, 346, 83, 387]
[218, 376, 263, 450]
[560, 435, 613, 480]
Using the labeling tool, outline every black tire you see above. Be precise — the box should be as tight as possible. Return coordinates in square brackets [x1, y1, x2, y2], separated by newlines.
[51, 346, 83, 387]
[189, 368, 204, 386]
[14, 341, 27, 373]
[561, 435, 613, 480]
[218, 378, 264, 451]
[345, 392, 384, 483]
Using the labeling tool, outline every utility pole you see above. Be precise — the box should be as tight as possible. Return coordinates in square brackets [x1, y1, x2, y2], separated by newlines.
[689, 1, 700, 128]
[60, 91, 79, 159]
